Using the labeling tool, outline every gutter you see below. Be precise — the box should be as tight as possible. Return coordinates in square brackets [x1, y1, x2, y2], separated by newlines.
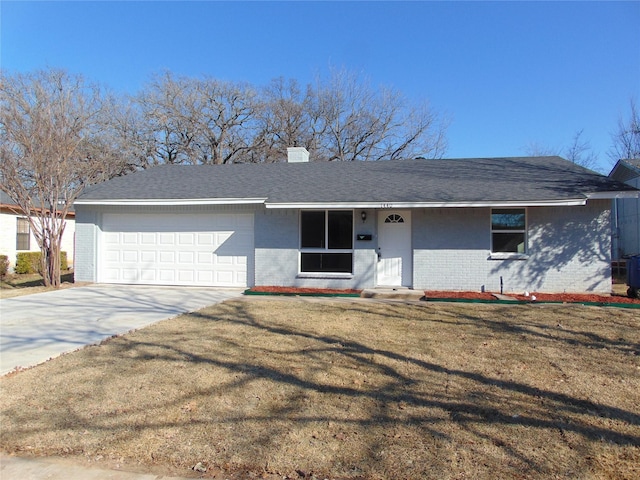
[74, 198, 268, 206]
[264, 199, 589, 209]
[586, 191, 640, 200]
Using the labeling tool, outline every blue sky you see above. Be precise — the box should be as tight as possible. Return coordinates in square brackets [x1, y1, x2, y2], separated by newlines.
[2, 1, 639, 171]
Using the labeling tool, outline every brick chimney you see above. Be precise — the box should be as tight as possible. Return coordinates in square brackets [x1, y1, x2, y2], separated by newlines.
[287, 147, 309, 163]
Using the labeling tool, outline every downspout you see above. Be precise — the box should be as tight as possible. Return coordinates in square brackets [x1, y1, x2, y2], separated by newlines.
[612, 198, 620, 261]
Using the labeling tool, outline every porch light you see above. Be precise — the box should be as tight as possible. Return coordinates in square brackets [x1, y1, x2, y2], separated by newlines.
[361, 211, 367, 223]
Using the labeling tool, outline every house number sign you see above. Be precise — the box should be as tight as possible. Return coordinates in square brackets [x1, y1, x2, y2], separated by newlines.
[380, 203, 393, 209]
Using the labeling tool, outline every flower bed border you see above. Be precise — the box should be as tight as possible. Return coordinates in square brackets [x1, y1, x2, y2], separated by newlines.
[244, 287, 361, 298]
[243, 287, 640, 308]
[423, 297, 640, 308]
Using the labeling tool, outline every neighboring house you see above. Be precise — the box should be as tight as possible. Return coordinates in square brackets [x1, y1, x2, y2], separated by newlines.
[609, 159, 640, 260]
[0, 191, 76, 272]
[74, 150, 639, 294]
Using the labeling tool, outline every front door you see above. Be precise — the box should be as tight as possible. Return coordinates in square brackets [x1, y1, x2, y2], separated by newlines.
[376, 210, 412, 287]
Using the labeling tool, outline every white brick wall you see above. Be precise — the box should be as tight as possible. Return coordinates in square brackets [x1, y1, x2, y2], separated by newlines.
[73, 207, 98, 282]
[412, 202, 612, 294]
[75, 201, 612, 293]
[254, 208, 377, 289]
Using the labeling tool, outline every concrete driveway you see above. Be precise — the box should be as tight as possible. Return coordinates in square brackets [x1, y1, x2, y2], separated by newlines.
[0, 284, 243, 375]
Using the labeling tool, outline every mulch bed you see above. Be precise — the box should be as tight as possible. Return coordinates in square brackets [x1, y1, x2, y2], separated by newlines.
[248, 287, 640, 305]
[425, 290, 640, 304]
[247, 286, 362, 295]
[425, 290, 495, 300]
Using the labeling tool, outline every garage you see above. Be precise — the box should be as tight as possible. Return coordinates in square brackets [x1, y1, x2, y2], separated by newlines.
[99, 212, 253, 287]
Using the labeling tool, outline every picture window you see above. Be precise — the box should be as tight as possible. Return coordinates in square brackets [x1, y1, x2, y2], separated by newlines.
[300, 210, 353, 273]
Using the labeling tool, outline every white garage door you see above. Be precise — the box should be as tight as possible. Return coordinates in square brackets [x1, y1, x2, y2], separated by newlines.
[100, 213, 253, 287]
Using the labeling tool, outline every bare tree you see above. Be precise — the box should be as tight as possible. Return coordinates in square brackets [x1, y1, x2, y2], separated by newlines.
[565, 129, 599, 171]
[193, 77, 259, 164]
[0, 69, 124, 287]
[308, 68, 447, 161]
[135, 72, 200, 165]
[609, 98, 640, 162]
[524, 129, 600, 172]
[136, 72, 260, 165]
[522, 142, 559, 157]
[253, 77, 315, 163]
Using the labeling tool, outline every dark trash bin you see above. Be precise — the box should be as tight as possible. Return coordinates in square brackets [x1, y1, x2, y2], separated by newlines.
[627, 255, 640, 298]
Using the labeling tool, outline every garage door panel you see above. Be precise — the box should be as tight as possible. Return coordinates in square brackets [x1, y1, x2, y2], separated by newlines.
[178, 270, 195, 282]
[100, 213, 253, 287]
[198, 252, 213, 264]
[140, 269, 157, 282]
[178, 233, 195, 245]
[122, 233, 138, 244]
[178, 251, 194, 264]
[159, 233, 175, 245]
[103, 232, 120, 244]
[140, 250, 156, 262]
[197, 271, 214, 283]
[215, 271, 234, 284]
[198, 233, 214, 245]
[159, 251, 174, 263]
[122, 250, 138, 263]
[140, 233, 156, 244]
[103, 268, 120, 281]
[105, 250, 120, 262]
[159, 270, 175, 282]
[122, 269, 138, 282]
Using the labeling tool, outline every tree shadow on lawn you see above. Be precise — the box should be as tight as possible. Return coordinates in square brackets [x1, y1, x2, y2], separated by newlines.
[425, 304, 640, 357]
[1, 300, 639, 478]
[1, 272, 74, 288]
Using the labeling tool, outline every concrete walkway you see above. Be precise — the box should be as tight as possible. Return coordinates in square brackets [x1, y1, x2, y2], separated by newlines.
[0, 454, 191, 479]
[0, 284, 243, 375]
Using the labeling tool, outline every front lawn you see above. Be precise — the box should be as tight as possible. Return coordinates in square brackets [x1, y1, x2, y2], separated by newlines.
[0, 271, 76, 299]
[0, 298, 638, 479]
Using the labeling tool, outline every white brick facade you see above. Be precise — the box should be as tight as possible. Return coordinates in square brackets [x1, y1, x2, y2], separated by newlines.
[75, 201, 612, 293]
[413, 202, 611, 294]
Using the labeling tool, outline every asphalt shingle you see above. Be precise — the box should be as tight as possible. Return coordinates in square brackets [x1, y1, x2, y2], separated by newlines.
[77, 156, 637, 204]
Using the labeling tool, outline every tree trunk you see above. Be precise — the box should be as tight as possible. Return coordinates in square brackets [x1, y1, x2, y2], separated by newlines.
[39, 227, 61, 288]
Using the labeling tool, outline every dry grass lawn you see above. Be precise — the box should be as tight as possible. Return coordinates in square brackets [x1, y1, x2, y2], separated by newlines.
[1, 297, 639, 479]
[0, 272, 77, 299]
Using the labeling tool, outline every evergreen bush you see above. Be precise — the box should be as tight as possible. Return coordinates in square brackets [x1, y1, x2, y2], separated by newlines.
[15, 251, 68, 274]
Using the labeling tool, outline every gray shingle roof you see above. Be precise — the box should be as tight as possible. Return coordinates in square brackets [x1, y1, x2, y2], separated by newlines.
[77, 156, 637, 205]
[609, 158, 640, 183]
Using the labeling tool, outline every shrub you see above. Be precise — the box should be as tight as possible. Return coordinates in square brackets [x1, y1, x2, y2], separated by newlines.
[0, 255, 9, 279]
[15, 251, 68, 274]
[15, 252, 41, 274]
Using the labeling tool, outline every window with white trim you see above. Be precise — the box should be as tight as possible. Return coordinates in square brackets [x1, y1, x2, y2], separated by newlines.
[491, 208, 526, 253]
[300, 210, 353, 273]
[16, 217, 30, 251]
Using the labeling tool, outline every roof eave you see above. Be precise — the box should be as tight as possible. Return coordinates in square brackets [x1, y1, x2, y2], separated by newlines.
[264, 199, 589, 209]
[73, 198, 268, 206]
[586, 191, 640, 200]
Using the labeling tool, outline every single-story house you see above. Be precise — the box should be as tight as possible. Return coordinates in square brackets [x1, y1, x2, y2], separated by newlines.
[609, 159, 640, 259]
[74, 150, 639, 294]
[0, 191, 75, 272]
